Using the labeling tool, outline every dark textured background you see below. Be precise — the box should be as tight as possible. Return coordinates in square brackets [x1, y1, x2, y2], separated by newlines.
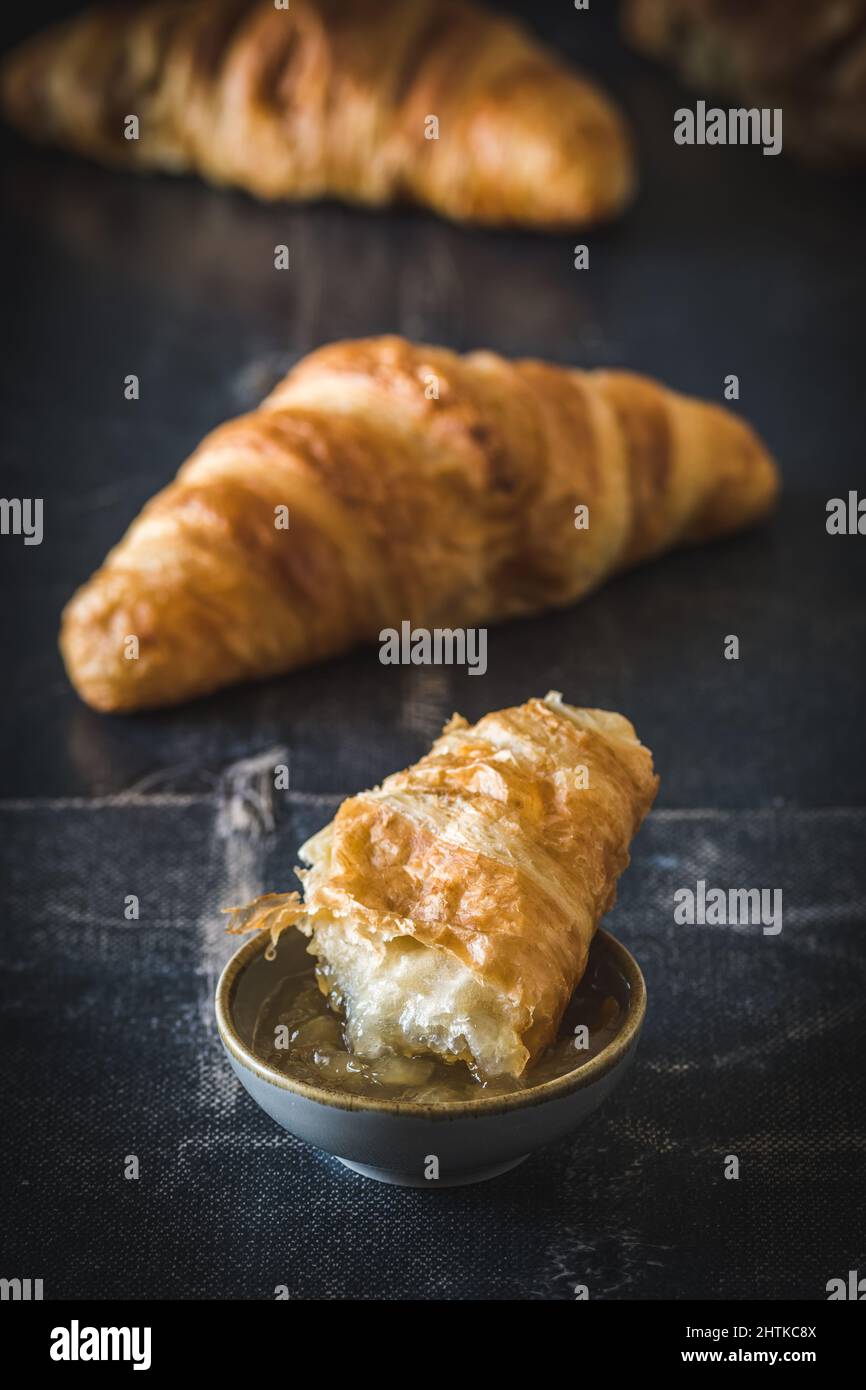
[1, 0, 865, 1300]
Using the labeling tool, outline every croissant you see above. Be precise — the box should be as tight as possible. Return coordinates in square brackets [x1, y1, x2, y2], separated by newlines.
[226, 692, 658, 1079]
[60, 335, 780, 712]
[0, 0, 634, 229]
[623, 0, 866, 165]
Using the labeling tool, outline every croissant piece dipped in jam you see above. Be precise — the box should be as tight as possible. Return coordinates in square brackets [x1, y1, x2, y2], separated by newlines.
[59, 336, 780, 713]
[249, 943, 627, 1102]
[226, 693, 659, 1087]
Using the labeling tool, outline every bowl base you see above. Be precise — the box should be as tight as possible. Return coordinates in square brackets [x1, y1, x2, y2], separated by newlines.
[337, 1154, 529, 1187]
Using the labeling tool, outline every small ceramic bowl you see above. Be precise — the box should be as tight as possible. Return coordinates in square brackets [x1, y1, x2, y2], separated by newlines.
[215, 926, 646, 1187]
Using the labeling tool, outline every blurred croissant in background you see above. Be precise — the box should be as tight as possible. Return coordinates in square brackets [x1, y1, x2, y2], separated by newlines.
[623, 0, 866, 165]
[0, 0, 635, 228]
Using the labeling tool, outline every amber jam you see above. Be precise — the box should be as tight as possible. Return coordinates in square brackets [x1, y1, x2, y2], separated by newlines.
[248, 948, 625, 1104]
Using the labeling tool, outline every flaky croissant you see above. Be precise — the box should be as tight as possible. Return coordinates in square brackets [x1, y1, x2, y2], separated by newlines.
[60, 335, 779, 712]
[226, 692, 658, 1079]
[0, 0, 634, 229]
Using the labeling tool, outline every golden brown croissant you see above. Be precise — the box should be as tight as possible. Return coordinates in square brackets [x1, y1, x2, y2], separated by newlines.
[623, 0, 866, 165]
[226, 692, 658, 1078]
[60, 335, 780, 712]
[0, 0, 634, 229]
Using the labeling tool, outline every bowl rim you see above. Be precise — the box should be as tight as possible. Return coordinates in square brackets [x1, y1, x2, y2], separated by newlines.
[215, 926, 646, 1118]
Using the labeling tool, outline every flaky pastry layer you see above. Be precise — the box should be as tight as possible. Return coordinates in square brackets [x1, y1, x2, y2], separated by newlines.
[227, 693, 659, 1079]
